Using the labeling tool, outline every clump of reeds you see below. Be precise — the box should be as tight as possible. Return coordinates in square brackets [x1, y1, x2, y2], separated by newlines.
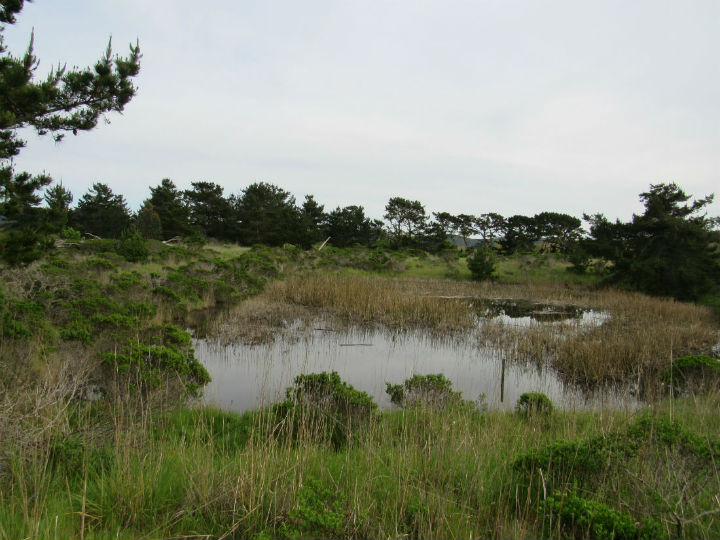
[552, 289, 717, 390]
[266, 273, 477, 331]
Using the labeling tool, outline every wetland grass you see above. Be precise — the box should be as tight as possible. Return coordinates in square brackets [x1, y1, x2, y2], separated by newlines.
[2, 245, 720, 539]
[268, 272, 718, 391]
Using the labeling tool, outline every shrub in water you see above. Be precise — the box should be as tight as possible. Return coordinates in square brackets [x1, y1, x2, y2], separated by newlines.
[386, 373, 464, 409]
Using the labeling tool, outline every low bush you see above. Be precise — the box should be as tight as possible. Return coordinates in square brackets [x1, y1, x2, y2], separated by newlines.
[516, 392, 554, 417]
[274, 371, 377, 448]
[543, 490, 666, 540]
[386, 373, 465, 409]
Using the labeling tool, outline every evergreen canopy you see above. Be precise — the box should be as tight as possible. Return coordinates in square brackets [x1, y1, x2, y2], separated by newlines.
[0, 0, 141, 263]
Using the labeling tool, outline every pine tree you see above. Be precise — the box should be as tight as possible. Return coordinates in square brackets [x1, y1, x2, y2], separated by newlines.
[71, 182, 131, 238]
[585, 183, 720, 301]
[0, 1, 140, 262]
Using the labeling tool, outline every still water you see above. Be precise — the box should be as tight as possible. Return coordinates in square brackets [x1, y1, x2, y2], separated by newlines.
[195, 303, 634, 413]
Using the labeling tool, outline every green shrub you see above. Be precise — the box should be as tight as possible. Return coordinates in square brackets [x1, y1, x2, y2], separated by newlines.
[115, 227, 149, 262]
[386, 373, 464, 409]
[543, 491, 666, 540]
[101, 325, 209, 396]
[516, 392, 554, 416]
[279, 478, 346, 539]
[59, 319, 94, 344]
[275, 371, 377, 448]
[60, 226, 82, 241]
[152, 285, 182, 303]
[467, 246, 496, 281]
[82, 256, 117, 271]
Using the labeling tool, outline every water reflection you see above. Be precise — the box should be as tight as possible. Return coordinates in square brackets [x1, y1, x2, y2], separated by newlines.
[475, 298, 608, 326]
[196, 316, 634, 414]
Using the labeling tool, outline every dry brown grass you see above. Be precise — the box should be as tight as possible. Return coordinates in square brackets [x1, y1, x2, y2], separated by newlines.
[266, 274, 477, 331]
[553, 290, 717, 389]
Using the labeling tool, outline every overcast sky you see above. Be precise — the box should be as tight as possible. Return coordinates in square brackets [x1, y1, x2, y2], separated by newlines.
[4, 0, 719, 222]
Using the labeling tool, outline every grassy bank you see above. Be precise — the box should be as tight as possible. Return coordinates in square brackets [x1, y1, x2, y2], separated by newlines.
[1, 241, 719, 539]
[2, 388, 720, 539]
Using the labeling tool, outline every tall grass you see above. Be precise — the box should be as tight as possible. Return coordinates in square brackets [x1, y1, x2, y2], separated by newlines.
[3, 383, 719, 539]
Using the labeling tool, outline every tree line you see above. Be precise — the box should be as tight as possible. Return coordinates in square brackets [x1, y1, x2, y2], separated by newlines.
[8, 174, 720, 302]
[30, 178, 588, 254]
[1, 1, 718, 303]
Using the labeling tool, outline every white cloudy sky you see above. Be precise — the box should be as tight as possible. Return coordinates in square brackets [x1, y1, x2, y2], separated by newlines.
[4, 0, 719, 221]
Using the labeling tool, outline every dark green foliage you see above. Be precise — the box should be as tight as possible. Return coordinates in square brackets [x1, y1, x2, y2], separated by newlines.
[114, 227, 148, 262]
[384, 196, 427, 247]
[275, 371, 377, 448]
[135, 200, 162, 239]
[81, 256, 116, 271]
[543, 491, 666, 540]
[534, 211, 583, 254]
[0, 168, 52, 263]
[101, 324, 210, 396]
[325, 205, 378, 247]
[0, 1, 139, 264]
[111, 270, 145, 291]
[152, 285, 183, 303]
[59, 319, 93, 344]
[467, 246, 497, 281]
[184, 181, 232, 240]
[585, 183, 720, 301]
[43, 182, 73, 234]
[1, 295, 45, 339]
[567, 245, 591, 274]
[234, 182, 305, 246]
[513, 414, 720, 539]
[661, 354, 720, 394]
[71, 183, 132, 238]
[516, 392, 553, 416]
[148, 179, 192, 239]
[500, 214, 538, 253]
[0, 12, 140, 159]
[368, 248, 392, 271]
[386, 373, 464, 409]
[299, 194, 327, 246]
[473, 212, 505, 244]
[59, 226, 82, 241]
[166, 270, 208, 301]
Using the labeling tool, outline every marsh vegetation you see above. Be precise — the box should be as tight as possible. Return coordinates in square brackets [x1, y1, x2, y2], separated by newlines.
[1, 242, 719, 539]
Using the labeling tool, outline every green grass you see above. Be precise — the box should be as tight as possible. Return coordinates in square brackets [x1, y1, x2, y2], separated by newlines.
[204, 242, 252, 259]
[495, 253, 600, 285]
[3, 393, 719, 539]
[398, 255, 472, 280]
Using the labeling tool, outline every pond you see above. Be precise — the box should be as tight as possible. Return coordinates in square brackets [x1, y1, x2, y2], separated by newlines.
[195, 301, 636, 413]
